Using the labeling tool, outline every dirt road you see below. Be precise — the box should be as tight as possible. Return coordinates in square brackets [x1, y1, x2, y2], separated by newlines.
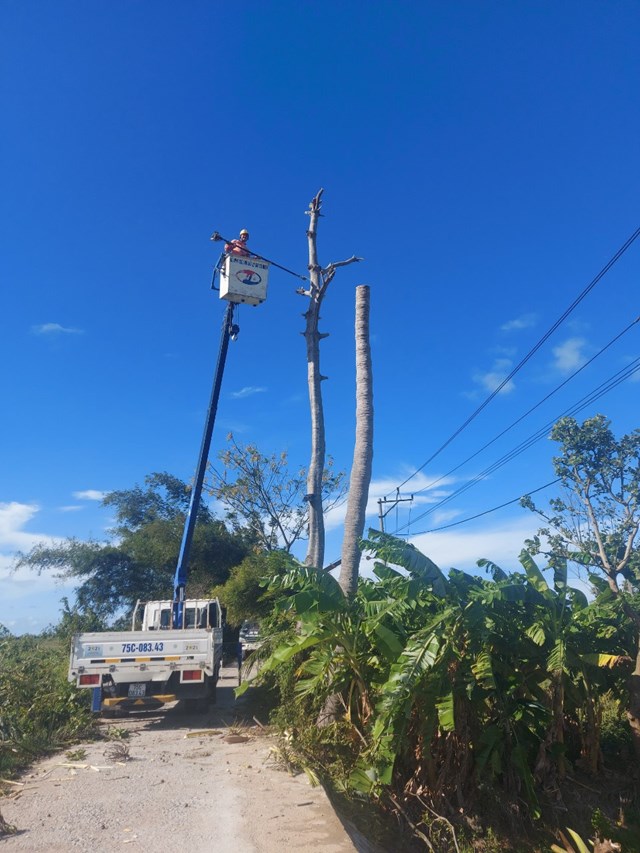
[0, 667, 365, 852]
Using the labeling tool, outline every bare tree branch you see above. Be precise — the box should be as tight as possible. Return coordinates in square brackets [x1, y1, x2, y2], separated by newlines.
[321, 256, 364, 276]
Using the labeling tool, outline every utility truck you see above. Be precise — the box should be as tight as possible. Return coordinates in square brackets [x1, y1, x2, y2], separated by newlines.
[68, 232, 269, 713]
[68, 598, 224, 712]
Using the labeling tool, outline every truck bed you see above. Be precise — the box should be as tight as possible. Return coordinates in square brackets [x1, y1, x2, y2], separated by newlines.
[69, 628, 223, 696]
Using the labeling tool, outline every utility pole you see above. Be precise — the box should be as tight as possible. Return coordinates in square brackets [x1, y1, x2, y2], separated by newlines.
[377, 492, 414, 533]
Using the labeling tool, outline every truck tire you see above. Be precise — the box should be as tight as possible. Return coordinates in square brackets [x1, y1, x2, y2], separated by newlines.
[181, 675, 215, 714]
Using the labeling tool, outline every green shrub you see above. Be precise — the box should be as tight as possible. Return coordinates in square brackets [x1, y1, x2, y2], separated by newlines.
[599, 691, 633, 766]
[0, 633, 95, 776]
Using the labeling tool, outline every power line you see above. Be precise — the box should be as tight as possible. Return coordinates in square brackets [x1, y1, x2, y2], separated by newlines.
[391, 356, 640, 535]
[408, 315, 640, 500]
[400, 478, 561, 536]
[398, 356, 640, 531]
[387, 225, 640, 499]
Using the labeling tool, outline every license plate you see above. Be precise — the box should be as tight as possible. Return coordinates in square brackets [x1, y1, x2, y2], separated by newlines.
[128, 683, 147, 698]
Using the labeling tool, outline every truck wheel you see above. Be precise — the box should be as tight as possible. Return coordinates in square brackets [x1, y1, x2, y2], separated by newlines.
[209, 672, 218, 704]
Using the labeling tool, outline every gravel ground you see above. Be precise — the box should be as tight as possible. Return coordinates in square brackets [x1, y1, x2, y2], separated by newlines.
[0, 667, 362, 852]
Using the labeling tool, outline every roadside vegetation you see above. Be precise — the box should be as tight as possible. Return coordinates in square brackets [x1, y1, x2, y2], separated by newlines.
[0, 626, 95, 780]
[6, 414, 639, 850]
[233, 416, 640, 851]
[238, 538, 637, 851]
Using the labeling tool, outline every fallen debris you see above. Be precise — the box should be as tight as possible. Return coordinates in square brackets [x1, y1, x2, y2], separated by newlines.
[185, 730, 222, 739]
[104, 742, 131, 762]
[0, 807, 18, 837]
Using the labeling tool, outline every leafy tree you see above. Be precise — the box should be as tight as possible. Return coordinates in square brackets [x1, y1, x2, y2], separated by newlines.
[211, 550, 296, 626]
[521, 415, 640, 758]
[104, 472, 196, 528]
[206, 435, 346, 553]
[16, 472, 252, 622]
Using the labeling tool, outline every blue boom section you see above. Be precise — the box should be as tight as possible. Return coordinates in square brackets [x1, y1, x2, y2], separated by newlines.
[172, 301, 236, 629]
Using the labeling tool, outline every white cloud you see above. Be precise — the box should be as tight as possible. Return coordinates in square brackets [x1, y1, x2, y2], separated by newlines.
[72, 490, 106, 501]
[473, 358, 515, 394]
[375, 471, 461, 495]
[0, 507, 64, 558]
[230, 386, 267, 399]
[0, 502, 43, 550]
[396, 518, 594, 600]
[31, 323, 84, 336]
[501, 313, 537, 332]
[0, 504, 71, 617]
[59, 505, 83, 512]
[409, 516, 538, 573]
[430, 508, 463, 526]
[492, 345, 517, 358]
[551, 338, 587, 374]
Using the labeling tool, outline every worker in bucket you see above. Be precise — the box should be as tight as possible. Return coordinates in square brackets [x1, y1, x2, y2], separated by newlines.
[225, 228, 250, 257]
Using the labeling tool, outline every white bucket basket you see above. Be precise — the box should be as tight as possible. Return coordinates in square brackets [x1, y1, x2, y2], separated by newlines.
[219, 255, 269, 306]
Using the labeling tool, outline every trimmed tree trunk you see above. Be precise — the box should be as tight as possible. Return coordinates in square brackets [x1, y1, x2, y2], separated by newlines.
[303, 191, 326, 569]
[300, 189, 361, 570]
[339, 285, 373, 599]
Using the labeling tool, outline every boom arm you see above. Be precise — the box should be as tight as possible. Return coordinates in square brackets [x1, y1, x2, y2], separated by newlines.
[172, 300, 236, 628]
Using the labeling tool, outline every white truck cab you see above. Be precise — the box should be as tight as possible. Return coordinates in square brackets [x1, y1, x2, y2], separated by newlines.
[135, 599, 221, 631]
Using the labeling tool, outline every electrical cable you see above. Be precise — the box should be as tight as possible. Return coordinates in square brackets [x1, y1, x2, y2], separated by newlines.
[385, 225, 640, 499]
[391, 356, 640, 535]
[408, 315, 640, 500]
[398, 356, 640, 531]
[400, 478, 561, 536]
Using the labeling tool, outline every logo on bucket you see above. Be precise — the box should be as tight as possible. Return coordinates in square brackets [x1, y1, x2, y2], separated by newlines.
[236, 269, 262, 286]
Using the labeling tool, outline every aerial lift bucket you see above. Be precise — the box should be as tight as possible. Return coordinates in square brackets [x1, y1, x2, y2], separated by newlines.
[219, 254, 269, 306]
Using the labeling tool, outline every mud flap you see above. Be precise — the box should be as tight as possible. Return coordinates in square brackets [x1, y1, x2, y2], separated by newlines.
[102, 694, 176, 711]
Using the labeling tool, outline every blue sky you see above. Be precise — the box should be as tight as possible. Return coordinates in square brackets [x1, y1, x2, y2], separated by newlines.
[2, 1, 639, 632]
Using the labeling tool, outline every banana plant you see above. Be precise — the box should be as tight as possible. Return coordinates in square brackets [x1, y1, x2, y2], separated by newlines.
[237, 535, 632, 821]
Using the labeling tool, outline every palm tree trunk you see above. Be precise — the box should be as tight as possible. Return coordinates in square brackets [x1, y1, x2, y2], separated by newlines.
[339, 285, 373, 599]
